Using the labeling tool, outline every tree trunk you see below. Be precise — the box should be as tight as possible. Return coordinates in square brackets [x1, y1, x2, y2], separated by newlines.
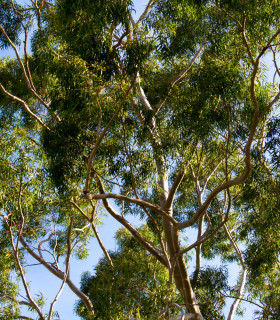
[159, 176, 203, 318]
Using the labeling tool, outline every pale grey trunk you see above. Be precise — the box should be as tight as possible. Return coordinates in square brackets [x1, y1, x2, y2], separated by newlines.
[136, 75, 203, 318]
[159, 164, 202, 317]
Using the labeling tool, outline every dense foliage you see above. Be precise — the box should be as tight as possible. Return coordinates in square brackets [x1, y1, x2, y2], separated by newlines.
[0, 0, 280, 319]
[76, 226, 180, 320]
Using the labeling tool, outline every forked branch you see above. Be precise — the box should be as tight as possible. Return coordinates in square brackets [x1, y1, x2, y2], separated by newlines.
[70, 200, 113, 266]
[93, 175, 169, 267]
[87, 192, 177, 225]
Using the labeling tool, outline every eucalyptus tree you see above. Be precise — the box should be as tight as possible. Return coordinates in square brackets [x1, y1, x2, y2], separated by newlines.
[0, 0, 280, 319]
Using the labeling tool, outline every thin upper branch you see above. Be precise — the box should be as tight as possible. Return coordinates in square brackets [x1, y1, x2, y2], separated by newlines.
[4, 219, 45, 319]
[271, 47, 280, 80]
[136, 0, 157, 27]
[224, 223, 247, 320]
[121, 126, 170, 264]
[0, 83, 50, 130]
[0, 24, 60, 121]
[16, 178, 24, 251]
[0, 24, 32, 86]
[214, 2, 242, 28]
[260, 89, 280, 119]
[47, 218, 73, 320]
[156, 40, 207, 111]
[19, 236, 95, 316]
[256, 29, 280, 61]
[202, 158, 224, 195]
[0, 294, 32, 307]
[241, 13, 256, 66]
[159, 303, 186, 319]
[176, 189, 231, 255]
[113, 31, 129, 49]
[164, 167, 187, 211]
[176, 43, 263, 230]
[221, 293, 263, 310]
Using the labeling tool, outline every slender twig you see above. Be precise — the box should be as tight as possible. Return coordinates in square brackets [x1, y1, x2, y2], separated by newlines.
[48, 218, 73, 320]
[176, 189, 231, 256]
[4, 219, 45, 319]
[223, 219, 247, 320]
[136, 0, 157, 27]
[16, 178, 24, 251]
[259, 90, 280, 119]
[70, 201, 113, 266]
[113, 31, 129, 49]
[256, 29, 280, 61]
[156, 40, 208, 111]
[19, 235, 95, 316]
[271, 47, 280, 81]
[120, 125, 171, 269]
[202, 158, 224, 195]
[121, 123, 171, 265]
[0, 294, 32, 307]
[241, 13, 256, 66]
[221, 293, 263, 310]
[159, 303, 186, 319]
[214, 2, 242, 28]
[0, 25, 60, 121]
[122, 119, 140, 199]
[0, 83, 50, 130]
[176, 93, 260, 231]
[164, 166, 188, 210]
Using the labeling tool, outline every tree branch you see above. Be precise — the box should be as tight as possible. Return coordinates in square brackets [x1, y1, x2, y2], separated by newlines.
[0, 24, 60, 121]
[4, 219, 45, 319]
[121, 129, 171, 270]
[223, 223, 247, 320]
[164, 167, 187, 211]
[19, 236, 95, 317]
[176, 58, 261, 230]
[70, 201, 113, 267]
[47, 218, 73, 320]
[156, 40, 207, 111]
[241, 13, 256, 66]
[0, 82, 50, 130]
[93, 175, 169, 267]
[87, 192, 177, 225]
[136, 0, 157, 27]
[221, 293, 263, 310]
[176, 189, 231, 256]
[0, 294, 32, 307]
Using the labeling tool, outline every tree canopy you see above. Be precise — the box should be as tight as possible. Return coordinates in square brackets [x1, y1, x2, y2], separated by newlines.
[76, 225, 180, 320]
[0, 0, 280, 319]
